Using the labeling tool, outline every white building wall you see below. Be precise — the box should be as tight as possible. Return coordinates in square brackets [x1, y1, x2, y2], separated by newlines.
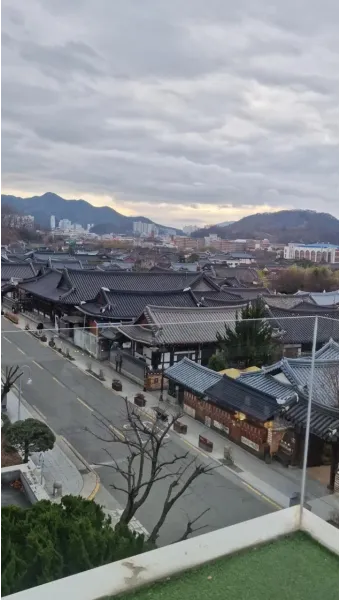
[284, 243, 338, 263]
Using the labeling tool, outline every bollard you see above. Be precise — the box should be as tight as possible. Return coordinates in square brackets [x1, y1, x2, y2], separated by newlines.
[53, 481, 63, 497]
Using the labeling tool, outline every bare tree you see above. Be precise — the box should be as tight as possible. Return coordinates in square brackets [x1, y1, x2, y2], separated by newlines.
[1, 366, 22, 404]
[87, 399, 215, 544]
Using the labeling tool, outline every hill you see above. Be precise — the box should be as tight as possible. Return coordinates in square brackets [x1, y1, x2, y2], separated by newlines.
[192, 210, 339, 244]
[1, 193, 182, 234]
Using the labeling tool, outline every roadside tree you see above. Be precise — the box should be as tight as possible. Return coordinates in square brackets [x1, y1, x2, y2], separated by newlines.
[1, 366, 22, 408]
[88, 399, 215, 545]
[5, 418, 56, 463]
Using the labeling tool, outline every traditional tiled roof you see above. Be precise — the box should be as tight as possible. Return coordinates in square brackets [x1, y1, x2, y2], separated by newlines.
[49, 259, 84, 270]
[241, 368, 339, 439]
[170, 263, 199, 272]
[33, 252, 80, 263]
[212, 267, 259, 284]
[262, 357, 339, 409]
[284, 400, 338, 440]
[265, 305, 339, 344]
[205, 375, 297, 421]
[262, 295, 314, 310]
[1, 261, 38, 282]
[19, 270, 219, 305]
[314, 338, 339, 360]
[196, 290, 244, 305]
[223, 276, 243, 288]
[295, 290, 339, 306]
[18, 270, 66, 299]
[76, 289, 200, 320]
[220, 287, 271, 300]
[116, 304, 247, 346]
[195, 287, 271, 306]
[238, 371, 298, 402]
[164, 358, 222, 395]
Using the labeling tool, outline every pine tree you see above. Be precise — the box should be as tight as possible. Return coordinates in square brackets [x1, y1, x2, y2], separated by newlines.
[1, 496, 148, 595]
[217, 299, 275, 369]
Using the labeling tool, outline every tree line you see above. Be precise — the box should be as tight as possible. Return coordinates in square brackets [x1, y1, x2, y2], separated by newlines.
[272, 265, 338, 294]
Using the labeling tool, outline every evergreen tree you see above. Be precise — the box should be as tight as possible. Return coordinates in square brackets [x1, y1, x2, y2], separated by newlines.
[1, 496, 147, 596]
[208, 353, 226, 372]
[5, 419, 56, 463]
[217, 299, 275, 369]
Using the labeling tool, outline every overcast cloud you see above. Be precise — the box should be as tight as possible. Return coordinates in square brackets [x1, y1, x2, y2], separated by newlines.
[2, 0, 339, 227]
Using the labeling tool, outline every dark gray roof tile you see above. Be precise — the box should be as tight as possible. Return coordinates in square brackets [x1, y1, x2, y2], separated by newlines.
[164, 358, 222, 395]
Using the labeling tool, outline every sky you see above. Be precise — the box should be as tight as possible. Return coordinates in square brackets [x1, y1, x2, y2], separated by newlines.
[2, 0, 339, 228]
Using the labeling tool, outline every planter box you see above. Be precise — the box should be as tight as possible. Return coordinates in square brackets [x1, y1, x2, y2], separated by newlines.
[174, 421, 187, 434]
[134, 396, 146, 407]
[5, 312, 19, 324]
[112, 380, 122, 391]
[199, 435, 213, 453]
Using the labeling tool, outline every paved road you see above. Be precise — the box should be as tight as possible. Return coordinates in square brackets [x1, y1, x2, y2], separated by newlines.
[2, 319, 274, 545]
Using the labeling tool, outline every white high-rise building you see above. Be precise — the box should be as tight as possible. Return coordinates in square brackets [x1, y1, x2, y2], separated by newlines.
[50, 215, 56, 230]
[58, 218, 72, 230]
[133, 221, 158, 236]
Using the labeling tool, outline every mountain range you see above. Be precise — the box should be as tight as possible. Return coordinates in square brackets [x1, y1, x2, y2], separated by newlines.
[1, 193, 182, 235]
[192, 210, 339, 245]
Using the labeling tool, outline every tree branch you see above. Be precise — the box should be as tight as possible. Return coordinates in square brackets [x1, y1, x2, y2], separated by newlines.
[173, 508, 211, 543]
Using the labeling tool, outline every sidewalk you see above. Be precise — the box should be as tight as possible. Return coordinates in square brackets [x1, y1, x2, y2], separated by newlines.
[11, 311, 339, 521]
[4, 390, 97, 501]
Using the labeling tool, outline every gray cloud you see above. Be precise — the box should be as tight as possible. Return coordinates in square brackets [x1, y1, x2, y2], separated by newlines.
[1, 0, 338, 226]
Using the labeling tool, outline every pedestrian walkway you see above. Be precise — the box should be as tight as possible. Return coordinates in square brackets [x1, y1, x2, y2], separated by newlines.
[5, 390, 91, 499]
[9, 311, 339, 522]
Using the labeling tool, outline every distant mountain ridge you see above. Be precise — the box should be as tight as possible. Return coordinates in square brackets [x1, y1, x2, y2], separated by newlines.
[1, 192, 182, 234]
[192, 210, 339, 245]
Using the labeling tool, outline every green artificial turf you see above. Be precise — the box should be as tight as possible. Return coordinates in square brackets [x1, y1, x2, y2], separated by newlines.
[111, 532, 339, 600]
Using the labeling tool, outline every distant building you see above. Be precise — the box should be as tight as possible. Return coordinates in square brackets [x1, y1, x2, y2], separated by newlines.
[50, 215, 56, 230]
[133, 221, 158, 236]
[284, 243, 339, 263]
[3, 214, 34, 229]
[58, 218, 72, 230]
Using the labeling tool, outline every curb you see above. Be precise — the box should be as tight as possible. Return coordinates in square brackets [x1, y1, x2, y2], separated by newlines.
[61, 436, 101, 501]
[87, 473, 101, 501]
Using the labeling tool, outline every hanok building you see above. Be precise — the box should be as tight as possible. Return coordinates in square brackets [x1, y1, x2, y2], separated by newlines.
[16, 269, 221, 359]
[115, 304, 246, 390]
[165, 339, 339, 489]
[1, 261, 40, 300]
[263, 300, 339, 357]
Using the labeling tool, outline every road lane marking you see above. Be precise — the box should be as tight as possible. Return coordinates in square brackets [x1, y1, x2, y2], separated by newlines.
[32, 405, 47, 421]
[52, 376, 65, 388]
[242, 482, 281, 510]
[3, 336, 12, 344]
[77, 397, 93, 412]
[181, 438, 209, 459]
[109, 424, 125, 440]
[17, 347, 25, 355]
[32, 360, 43, 370]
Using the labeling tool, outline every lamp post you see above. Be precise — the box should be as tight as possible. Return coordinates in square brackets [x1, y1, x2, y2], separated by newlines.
[159, 344, 166, 402]
[18, 365, 32, 421]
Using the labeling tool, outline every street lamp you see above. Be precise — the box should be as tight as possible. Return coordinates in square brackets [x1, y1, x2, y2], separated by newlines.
[18, 365, 32, 421]
[159, 343, 166, 403]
